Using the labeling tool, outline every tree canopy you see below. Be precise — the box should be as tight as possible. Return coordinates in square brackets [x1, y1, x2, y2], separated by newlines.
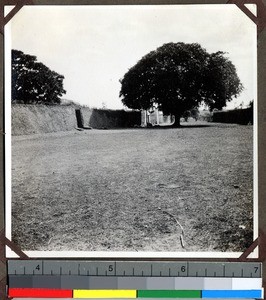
[119, 42, 243, 126]
[12, 49, 66, 104]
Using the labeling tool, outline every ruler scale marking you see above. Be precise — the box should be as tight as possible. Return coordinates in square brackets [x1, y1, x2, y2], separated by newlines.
[42, 260, 44, 276]
[8, 261, 263, 277]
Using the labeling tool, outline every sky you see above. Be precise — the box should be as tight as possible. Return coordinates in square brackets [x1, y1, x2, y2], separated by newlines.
[7, 4, 257, 110]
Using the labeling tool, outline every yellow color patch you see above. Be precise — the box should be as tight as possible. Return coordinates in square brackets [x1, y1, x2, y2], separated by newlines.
[73, 289, 137, 298]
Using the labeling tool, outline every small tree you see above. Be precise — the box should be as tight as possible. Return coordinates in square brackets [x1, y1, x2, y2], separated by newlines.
[12, 49, 66, 104]
[248, 100, 254, 109]
[120, 42, 243, 126]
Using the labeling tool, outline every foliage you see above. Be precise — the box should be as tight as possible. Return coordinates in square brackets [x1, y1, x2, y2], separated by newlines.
[182, 107, 199, 121]
[120, 43, 243, 126]
[12, 49, 66, 104]
[190, 107, 199, 120]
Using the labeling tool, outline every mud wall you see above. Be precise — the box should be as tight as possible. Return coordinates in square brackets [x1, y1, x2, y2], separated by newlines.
[87, 109, 141, 129]
[11, 104, 141, 135]
[212, 108, 253, 125]
[11, 104, 79, 135]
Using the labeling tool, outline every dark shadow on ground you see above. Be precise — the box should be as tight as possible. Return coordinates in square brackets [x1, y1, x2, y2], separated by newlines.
[91, 122, 243, 131]
[141, 124, 212, 129]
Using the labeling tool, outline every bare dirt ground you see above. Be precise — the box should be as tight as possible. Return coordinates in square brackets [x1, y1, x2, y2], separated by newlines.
[11, 121, 253, 253]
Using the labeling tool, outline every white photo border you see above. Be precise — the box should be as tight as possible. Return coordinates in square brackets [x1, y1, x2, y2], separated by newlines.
[4, 4, 259, 259]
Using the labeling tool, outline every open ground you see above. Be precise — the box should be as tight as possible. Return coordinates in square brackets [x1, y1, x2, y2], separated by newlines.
[11, 121, 253, 253]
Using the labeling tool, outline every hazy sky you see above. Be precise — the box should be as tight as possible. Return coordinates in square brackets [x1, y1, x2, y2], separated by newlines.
[7, 4, 256, 110]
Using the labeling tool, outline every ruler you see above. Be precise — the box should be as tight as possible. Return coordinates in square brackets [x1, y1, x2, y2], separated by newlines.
[7, 261, 264, 299]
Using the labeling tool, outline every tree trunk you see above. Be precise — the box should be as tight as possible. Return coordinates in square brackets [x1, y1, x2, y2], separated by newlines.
[171, 113, 181, 127]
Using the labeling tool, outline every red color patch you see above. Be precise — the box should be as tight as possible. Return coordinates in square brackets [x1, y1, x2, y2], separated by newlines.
[8, 288, 72, 298]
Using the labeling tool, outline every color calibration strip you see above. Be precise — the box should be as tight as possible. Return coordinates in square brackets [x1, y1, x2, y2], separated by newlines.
[8, 277, 264, 298]
[8, 288, 264, 298]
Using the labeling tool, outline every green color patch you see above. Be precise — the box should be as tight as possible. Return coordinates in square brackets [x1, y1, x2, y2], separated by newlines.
[137, 290, 201, 298]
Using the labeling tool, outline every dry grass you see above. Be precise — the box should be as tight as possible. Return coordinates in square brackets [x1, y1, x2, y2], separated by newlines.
[11, 121, 253, 252]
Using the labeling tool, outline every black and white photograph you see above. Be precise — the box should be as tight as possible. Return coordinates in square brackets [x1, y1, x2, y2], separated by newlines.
[5, 4, 257, 256]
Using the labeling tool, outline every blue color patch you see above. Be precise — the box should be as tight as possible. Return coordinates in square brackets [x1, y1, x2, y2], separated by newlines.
[202, 289, 263, 298]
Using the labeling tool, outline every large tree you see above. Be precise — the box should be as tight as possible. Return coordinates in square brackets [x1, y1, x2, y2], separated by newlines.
[120, 42, 243, 126]
[12, 49, 66, 104]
